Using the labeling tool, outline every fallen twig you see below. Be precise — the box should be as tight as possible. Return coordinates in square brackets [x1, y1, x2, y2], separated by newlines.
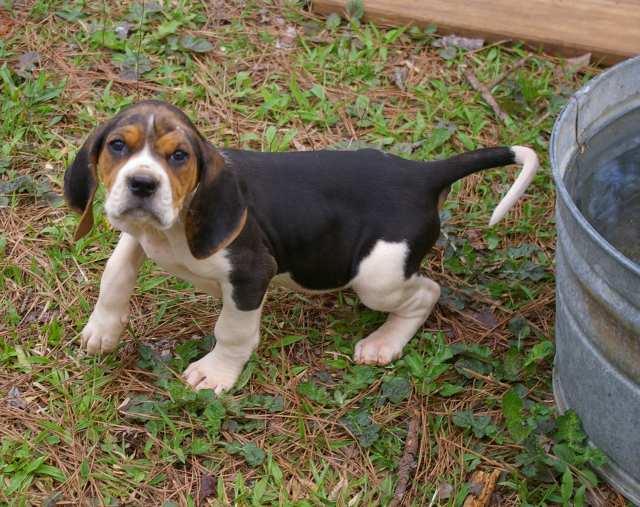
[388, 410, 421, 507]
[463, 469, 501, 507]
[489, 56, 530, 89]
[463, 66, 510, 124]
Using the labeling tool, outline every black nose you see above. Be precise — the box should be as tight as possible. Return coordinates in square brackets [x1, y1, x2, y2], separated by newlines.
[128, 174, 158, 197]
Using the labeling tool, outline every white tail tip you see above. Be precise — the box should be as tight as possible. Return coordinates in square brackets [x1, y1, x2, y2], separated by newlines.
[488, 146, 539, 226]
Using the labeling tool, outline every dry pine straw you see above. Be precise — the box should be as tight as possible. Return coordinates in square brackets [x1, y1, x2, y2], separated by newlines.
[0, 0, 630, 505]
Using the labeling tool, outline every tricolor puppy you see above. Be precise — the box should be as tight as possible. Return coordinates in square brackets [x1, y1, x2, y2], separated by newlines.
[64, 100, 539, 393]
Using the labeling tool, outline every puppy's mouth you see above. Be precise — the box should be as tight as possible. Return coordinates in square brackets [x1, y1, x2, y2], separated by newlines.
[105, 200, 167, 229]
[104, 188, 177, 231]
[120, 205, 162, 223]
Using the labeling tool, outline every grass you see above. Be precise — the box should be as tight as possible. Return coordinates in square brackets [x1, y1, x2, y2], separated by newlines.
[0, 0, 631, 505]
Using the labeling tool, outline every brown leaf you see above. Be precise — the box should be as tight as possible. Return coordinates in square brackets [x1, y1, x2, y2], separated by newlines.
[7, 386, 27, 410]
[437, 481, 453, 499]
[16, 51, 41, 77]
[119, 55, 153, 81]
[565, 53, 591, 73]
[471, 308, 499, 329]
[23, 306, 59, 324]
[467, 228, 485, 250]
[469, 479, 484, 496]
[199, 474, 217, 506]
[276, 26, 297, 49]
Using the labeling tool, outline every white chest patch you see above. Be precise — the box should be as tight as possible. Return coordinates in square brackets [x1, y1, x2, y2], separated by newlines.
[135, 221, 230, 297]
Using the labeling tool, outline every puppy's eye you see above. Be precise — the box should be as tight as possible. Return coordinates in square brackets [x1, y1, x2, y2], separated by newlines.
[109, 139, 126, 152]
[170, 149, 188, 163]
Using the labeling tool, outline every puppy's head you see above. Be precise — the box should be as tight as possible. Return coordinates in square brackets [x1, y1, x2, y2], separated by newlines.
[64, 100, 247, 258]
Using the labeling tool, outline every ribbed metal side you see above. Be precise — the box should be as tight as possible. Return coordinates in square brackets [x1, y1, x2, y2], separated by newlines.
[551, 56, 640, 505]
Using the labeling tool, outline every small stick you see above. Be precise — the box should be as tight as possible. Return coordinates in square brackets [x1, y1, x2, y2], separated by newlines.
[463, 66, 510, 124]
[388, 410, 421, 507]
[489, 56, 529, 89]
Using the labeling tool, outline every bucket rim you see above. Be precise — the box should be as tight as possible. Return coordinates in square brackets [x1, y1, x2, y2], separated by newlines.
[550, 55, 640, 277]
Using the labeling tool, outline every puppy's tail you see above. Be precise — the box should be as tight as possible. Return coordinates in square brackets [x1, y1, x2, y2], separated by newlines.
[430, 146, 539, 226]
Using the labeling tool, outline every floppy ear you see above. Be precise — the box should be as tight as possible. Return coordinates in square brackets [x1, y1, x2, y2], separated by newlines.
[63, 121, 112, 240]
[186, 142, 248, 259]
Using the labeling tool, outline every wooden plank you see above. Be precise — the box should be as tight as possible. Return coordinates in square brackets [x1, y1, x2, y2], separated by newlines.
[312, 0, 640, 64]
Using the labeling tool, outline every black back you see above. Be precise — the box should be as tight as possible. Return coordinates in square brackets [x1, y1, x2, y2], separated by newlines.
[224, 149, 442, 290]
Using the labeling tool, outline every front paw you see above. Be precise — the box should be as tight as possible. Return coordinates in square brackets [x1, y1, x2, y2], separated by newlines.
[354, 333, 404, 365]
[81, 308, 127, 354]
[183, 351, 243, 394]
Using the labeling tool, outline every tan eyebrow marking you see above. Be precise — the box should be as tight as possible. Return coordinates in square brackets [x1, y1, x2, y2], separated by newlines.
[156, 130, 187, 156]
[121, 125, 144, 149]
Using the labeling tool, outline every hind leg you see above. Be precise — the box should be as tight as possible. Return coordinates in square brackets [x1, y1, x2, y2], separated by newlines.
[351, 241, 440, 365]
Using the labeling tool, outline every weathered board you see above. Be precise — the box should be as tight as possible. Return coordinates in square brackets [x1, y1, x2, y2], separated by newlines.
[313, 0, 640, 64]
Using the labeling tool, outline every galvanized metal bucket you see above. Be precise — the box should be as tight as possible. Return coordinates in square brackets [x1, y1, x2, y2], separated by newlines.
[551, 55, 640, 504]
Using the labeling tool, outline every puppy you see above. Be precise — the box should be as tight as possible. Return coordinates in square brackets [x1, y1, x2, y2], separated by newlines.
[64, 100, 539, 393]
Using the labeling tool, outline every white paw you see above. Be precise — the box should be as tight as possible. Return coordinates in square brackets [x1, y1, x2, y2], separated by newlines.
[354, 333, 404, 365]
[81, 308, 127, 354]
[183, 351, 243, 394]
